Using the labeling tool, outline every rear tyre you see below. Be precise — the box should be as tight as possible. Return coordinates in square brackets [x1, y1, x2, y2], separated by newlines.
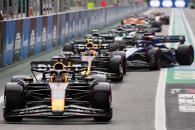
[147, 48, 161, 70]
[91, 74, 107, 82]
[3, 82, 24, 122]
[63, 43, 73, 52]
[176, 45, 194, 65]
[110, 42, 120, 52]
[121, 20, 124, 25]
[161, 16, 170, 25]
[109, 55, 123, 81]
[93, 82, 112, 122]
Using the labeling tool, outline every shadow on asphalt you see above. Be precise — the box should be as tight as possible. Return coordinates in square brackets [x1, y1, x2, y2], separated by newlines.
[0, 118, 115, 125]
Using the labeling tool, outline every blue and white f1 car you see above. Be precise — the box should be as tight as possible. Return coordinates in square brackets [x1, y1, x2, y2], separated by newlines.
[125, 35, 194, 70]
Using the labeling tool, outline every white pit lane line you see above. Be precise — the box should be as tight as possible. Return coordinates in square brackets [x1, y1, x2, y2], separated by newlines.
[155, 8, 195, 130]
[143, 8, 154, 15]
[155, 8, 174, 130]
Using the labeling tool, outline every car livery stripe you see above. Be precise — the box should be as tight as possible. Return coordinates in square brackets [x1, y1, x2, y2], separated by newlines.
[125, 47, 143, 58]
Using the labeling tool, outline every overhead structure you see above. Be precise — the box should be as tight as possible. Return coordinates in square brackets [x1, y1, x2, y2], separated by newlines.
[148, 0, 189, 8]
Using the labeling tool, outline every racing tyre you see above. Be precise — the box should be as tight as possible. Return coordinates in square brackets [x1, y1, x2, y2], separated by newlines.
[109, 55, 123, 81]
[63, 43, 73, 52]
[121, 20, 124, 25]
[147, 48, 161, 70]
[112, 51, 127, 75]
[93, 82, 112, 122]
[3, 82, 24, 122]
[161, 16, 170, 25]
[176, 45, 194, 65]
[110, 42, 120, 52]
[92, 74, 107, 82]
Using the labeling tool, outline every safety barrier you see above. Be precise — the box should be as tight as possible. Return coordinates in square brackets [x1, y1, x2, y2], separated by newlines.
[0, 5, 146, 67]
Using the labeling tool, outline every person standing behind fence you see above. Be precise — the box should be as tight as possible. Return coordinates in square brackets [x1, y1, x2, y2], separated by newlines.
[0, 11, 4, 20]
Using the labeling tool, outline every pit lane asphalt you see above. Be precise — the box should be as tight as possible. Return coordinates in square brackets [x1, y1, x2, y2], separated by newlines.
[0, 8, 170, 130]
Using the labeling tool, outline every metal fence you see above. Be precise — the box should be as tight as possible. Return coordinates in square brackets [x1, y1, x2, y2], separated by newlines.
[0, 4, 146, 67]
[0, 0, 136, 19]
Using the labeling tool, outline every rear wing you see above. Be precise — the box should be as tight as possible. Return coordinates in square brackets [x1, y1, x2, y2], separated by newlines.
[154, 35, 185, 43]
[31, 59, 88, 73]
[30, 60, 89, 82]
[72, 40, 110, 50]
[100, 33, 115, 40]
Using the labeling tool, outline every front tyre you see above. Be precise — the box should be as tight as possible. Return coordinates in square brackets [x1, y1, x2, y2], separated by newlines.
[93, 82, 112, 122]
[109, 55, 123, 81]
[3, 82, 24, 122]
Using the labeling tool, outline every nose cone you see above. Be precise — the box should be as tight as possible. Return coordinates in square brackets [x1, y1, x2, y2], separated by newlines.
[49, 83, 68, 112]
[52, 99, 65, 112]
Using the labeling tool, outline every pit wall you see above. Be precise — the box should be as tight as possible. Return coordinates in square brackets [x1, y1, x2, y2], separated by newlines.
[0, 5, 146, 67]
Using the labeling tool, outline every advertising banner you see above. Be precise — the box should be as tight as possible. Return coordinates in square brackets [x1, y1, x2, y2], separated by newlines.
[78, 12, 82, 37]
[20, 19, 30, 60]
[81, 11, 86, 36]
[3, 21, 16, 65]
[35, 17, 42, 54]
[60, 14, 66, 45]
[55, 15, 61, 46]
[75, 12, 79, 38]
[46, 16, 53, 51]
[68, 13, 73, 40]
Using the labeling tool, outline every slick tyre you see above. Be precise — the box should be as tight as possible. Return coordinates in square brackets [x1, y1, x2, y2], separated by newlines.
[110, 42, 120, 52]
[121, 20, 124, 25]
[112, 51, 127, 75]
[109, 55, 123, 81]
[147, 48, 161, 70]
[92, 74, 107, 82]
[3, 82, 24, 122]
[63, 43, 73, 52]
[93, 82, 112, 122]
[176, 45, 194, 65]
[161, 16, 170, 25]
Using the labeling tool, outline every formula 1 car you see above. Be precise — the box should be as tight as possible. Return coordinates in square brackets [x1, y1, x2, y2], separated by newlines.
[125, 35, 194, 69]
[3, 60, 112, 122]
[83, 31, 126, 51]
[121, 18, 145, 25]
[62, 40, 126, 81]
[151, 12, 170, 25]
